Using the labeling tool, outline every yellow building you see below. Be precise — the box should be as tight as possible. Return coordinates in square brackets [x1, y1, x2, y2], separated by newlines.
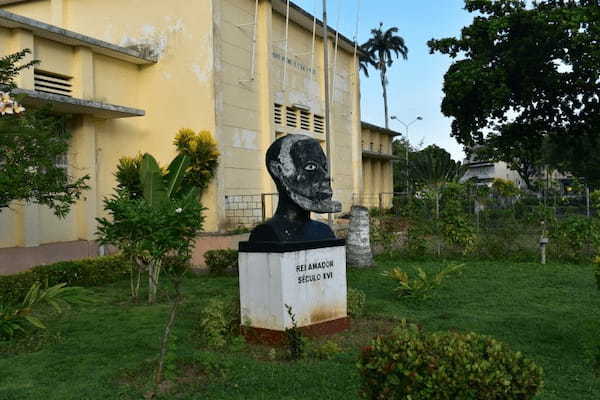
[359, 121, 400, 209]
[0, 0, 395, 273]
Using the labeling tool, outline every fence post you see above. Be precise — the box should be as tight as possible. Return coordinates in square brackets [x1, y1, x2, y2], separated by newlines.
[474, 199, 480, 233]
[379, 192, 383, 212]
[586, 186, 590, 217]
[540, 237, 548, 265]
[261, 193, 267, 222]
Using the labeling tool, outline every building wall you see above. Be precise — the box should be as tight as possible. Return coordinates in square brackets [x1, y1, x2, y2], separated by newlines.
[360, 125, 395, 208]
[2, 0, 220, 231]
[0, 0, 364, 270]
[215, 0, 361, 226]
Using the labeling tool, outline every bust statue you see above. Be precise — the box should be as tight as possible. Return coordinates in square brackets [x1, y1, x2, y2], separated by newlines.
[249, 134, 342, 242]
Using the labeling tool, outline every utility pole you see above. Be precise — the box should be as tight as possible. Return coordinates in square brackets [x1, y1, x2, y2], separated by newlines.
[323, 0, 333, 227]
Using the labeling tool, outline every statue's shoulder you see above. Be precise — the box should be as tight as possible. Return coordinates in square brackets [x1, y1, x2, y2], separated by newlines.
[302, 220, 335, 240]
[249, 220, 282, 242]
[249, 218, 335, 242]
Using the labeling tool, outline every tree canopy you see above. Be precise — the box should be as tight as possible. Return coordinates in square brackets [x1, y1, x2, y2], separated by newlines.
[428, 0, 600, 186]
[0, 49, 89, 216]
[409, 145, 464, 190]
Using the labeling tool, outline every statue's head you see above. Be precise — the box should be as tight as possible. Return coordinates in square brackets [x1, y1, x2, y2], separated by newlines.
[266, 134, 341, 213]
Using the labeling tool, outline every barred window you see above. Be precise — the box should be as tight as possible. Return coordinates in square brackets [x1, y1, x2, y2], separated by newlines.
[55, 153, 68, 171]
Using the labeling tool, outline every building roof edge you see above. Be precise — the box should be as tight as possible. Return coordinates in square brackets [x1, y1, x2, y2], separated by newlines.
[0, 9, 157, 64]
[361, 121, 402, 137]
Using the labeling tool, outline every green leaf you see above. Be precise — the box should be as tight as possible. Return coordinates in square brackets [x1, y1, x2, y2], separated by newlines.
[165, 154, 190, 198]
[47, 299, 63, 313]
[139, 153, 167, 207]
[24, 315, 47, 329]
[182, 186, 200, 206]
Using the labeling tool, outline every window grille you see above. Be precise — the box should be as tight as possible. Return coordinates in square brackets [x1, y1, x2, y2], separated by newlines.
[55, 153, 68, 171]
[286, 106, 298, 128]
[34, 70, 72, 97]
[314, 114, 325, 134]
[300, 110, 311, 131]
[274, 103, 283, 125]
[275, 104, 325, 135]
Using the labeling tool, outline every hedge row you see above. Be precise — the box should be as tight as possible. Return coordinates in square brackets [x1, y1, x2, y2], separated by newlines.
[0, 255, 132, 304]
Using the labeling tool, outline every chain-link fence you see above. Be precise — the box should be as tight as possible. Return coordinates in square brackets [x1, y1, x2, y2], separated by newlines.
[355, 188, 596, 262]
[353, 190, 592, 219]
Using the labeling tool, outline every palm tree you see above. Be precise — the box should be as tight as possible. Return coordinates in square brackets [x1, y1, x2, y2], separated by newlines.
[409, 145, 464, 191]
[360, 23, 408, 129]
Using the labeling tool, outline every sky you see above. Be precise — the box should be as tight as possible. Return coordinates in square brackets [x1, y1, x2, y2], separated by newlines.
[292, 0, 477, 161]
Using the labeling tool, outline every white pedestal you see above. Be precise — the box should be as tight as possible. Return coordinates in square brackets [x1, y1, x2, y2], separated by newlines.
[238, 241, 347, 332]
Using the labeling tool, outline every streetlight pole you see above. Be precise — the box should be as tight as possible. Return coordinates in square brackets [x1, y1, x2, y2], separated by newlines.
[322, 0, 333, 227]
[391, 116, 423, 193]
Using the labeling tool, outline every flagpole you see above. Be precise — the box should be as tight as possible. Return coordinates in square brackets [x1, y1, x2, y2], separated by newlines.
[322, 0, 333, 227]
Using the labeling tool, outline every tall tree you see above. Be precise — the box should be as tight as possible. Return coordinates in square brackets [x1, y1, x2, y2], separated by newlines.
[428, 0, 600, 186]
[0, 49, 89, 216]
[409, 145, 464, 191]
[360, 23, 408, 129]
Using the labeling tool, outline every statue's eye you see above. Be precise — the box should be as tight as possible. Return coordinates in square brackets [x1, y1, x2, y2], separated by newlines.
[304, 163, 317, 172]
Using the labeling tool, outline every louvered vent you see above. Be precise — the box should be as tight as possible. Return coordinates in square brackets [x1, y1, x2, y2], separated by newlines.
[55, 153, 68, 171]
[286, 107, 298, 128]
[274, 103, 283, 125]
[34, 70, 72, 97]
[300, 110, 311, 131]
[314, 114, 325, 134]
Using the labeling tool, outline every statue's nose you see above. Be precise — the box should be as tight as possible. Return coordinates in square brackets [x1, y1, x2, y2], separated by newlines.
[318, 178, 333, 196]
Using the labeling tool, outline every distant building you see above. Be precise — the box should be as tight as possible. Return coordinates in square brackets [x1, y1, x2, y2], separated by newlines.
[460, 158, 525, 188]
[460, 152, 573, 193]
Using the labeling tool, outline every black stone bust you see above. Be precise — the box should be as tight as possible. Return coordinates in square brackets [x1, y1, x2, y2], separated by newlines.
[249, 134, 341, 242]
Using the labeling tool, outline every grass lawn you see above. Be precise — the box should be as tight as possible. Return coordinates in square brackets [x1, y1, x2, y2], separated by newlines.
[1, 257, 599, 399]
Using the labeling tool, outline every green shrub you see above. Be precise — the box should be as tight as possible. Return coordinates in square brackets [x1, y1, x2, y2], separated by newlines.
[593, 257, 600, 291]
[404, 222, 429, 257]
[307, 339, 342, 360]
[593, 344, 600, 378]
[383, 264, 463, 299]
[1, 282, 89, 341]
[205, 249, 238, 275]
[358, 322, 543, 400]
[370, 218, 397, 255]
[548, 216, 600, 262]
[0, 255, 131, 305]
[348, 288, 366, 318]
[471, 224, 538, 262]
[198, 297, 240, 348]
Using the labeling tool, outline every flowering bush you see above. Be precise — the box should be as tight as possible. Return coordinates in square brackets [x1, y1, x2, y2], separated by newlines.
[358, 322, 544, 400]
[0, 91, 25, 115]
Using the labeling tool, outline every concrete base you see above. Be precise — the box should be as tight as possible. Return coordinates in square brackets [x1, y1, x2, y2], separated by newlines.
[242, 317, 350, 345]
[238, 239, 348, 338]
